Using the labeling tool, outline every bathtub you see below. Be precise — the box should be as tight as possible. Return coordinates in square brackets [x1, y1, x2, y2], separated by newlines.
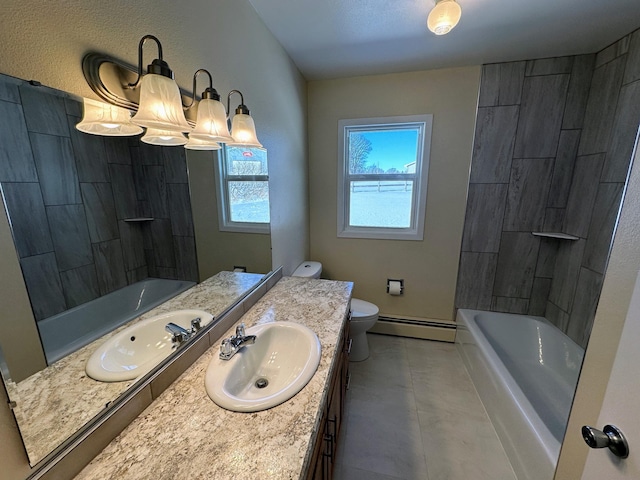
[455, 309, 584, 480]
[38, 278, 195, 364]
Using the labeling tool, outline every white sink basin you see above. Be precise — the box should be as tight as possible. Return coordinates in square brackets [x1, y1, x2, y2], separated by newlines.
[86, 309, 214, 382]
[205, 321, 321, 412]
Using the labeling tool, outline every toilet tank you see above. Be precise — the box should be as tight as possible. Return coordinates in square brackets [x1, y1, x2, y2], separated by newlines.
[292, 261, 322, 279]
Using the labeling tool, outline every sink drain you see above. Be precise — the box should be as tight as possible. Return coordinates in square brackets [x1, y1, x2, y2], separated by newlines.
[255, 378, 269, 389]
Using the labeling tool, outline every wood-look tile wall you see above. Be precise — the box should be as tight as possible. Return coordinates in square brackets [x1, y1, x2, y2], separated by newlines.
[456, 28, 640, 348]
[0, 75, 199, 322]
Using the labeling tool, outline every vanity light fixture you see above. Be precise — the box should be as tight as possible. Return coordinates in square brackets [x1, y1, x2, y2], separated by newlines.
[141, 128, 188, 146]
[185, 136, 222, 150]
[427, 0, 462, 35]
[79, 35, 264, 149]
[129, 35, 192, 133]
[76, 98, 143, 136]
[187, 69, 233, 147]
[226, 90, 264, 148]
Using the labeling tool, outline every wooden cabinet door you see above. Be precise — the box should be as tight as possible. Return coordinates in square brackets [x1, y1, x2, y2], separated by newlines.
[342, 321, 352, 412]
[306, 315, 351, 480]
[307, 409, 326, 480]
[326, 368, 342, 462]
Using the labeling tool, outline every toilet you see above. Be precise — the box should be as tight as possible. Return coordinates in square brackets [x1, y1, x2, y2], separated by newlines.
[292, 261, 379, 362]
[348, 298, 379, 362]
[292, 261, 323, 279]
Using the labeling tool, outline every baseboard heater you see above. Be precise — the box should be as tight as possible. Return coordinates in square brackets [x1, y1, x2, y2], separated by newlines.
[369, 315, 457, 343]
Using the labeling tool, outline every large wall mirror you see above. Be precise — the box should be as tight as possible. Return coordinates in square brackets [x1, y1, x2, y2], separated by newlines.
[0, 72, 273, 466]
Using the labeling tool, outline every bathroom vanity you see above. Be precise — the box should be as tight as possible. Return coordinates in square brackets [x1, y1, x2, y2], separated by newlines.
[73, 276, 352, 479]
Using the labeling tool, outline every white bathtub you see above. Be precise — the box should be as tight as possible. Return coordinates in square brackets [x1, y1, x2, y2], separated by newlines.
[455, 309, 584, 480]
[38, 278, 195, 364]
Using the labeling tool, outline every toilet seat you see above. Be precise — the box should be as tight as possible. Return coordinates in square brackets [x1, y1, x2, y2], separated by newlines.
[350, 298, 379, 320]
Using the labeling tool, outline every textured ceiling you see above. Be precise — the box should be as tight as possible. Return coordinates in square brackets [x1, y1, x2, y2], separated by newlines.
[248, 0, 640, 80]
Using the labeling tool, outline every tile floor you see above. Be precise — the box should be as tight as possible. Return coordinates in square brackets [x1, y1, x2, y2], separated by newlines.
[333, 333, 517, 480]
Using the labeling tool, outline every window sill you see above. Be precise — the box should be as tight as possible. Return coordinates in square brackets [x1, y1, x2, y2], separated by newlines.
[338, 227, 423, 241]
[219, 223, 270, 235]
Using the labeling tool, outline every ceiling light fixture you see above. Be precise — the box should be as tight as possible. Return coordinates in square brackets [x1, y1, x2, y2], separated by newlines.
[427, 0, 462, 35]
[78, 35, 263, 150]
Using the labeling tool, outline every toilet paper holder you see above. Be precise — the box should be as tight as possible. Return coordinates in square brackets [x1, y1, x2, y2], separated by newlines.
[386, 278, 404, 295]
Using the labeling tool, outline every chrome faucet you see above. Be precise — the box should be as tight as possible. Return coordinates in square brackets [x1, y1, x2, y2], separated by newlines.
[165, 317, 203, 348]
[219, 323, 256, 360]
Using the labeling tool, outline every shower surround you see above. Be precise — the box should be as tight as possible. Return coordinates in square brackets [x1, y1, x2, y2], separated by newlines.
[456, 28, 640, 348]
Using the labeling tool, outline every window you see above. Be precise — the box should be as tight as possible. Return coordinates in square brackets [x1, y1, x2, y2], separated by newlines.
[215, 145, 270, 234]
[337, 115, 432, 240]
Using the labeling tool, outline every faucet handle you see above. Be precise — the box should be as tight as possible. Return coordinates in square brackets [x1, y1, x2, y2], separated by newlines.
[220, 338, 235, 358]
[191, 317, 202, 332]
[235, 323, 246, 337]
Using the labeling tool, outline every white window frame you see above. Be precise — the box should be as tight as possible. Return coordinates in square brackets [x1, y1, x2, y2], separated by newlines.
[214, 146, 270, 234]
[337, 114, 433, 241]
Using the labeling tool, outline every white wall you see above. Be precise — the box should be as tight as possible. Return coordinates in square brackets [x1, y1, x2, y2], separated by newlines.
[308, 67, 481, 321]
[0, 0, 307, 477]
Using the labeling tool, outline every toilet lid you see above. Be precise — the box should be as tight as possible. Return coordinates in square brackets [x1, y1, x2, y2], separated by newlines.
[350, 298, 379, 318]
[292, 261, 322, 278]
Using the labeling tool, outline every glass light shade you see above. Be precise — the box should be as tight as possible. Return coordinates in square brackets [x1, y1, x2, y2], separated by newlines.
[141, 128, 188, 146]
[76, 98, 143, 136]
[228, 114, 263, 148]
[190, 98, 233, 143]
[185, 136, 222, 150]
[131, 73, 192, 132]
[427, 0, 462, 35]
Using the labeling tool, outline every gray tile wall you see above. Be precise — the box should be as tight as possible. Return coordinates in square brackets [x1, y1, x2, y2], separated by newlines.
[546, 31, 640, 348]
[0, 76, 199, 321]
[456, 28, 640, 349]
[456, 55, 592, 318]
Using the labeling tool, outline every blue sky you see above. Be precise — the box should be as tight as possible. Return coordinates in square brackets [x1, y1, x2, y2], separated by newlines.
[357, 129, 419, 171]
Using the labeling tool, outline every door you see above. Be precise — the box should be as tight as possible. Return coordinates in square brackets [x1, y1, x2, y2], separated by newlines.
[580, 267, 640, 479]
[553, 131, 640, 479]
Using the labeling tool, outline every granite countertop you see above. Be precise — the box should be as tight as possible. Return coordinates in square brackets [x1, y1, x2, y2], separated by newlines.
[74, 276, 353, 480]
[7, 271, 264, 465]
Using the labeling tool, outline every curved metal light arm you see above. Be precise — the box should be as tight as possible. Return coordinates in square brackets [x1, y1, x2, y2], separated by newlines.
[227, 89, 249, 115]
[128, 34, 165, 88]
[184, 69, 220, 109]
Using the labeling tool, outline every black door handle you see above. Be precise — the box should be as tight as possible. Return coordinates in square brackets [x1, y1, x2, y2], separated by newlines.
[581, 425, 629, 458]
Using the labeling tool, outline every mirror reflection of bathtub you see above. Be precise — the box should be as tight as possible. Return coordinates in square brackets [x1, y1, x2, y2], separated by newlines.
[456, 309, 584, 480]
[38, 278, 195, 364]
